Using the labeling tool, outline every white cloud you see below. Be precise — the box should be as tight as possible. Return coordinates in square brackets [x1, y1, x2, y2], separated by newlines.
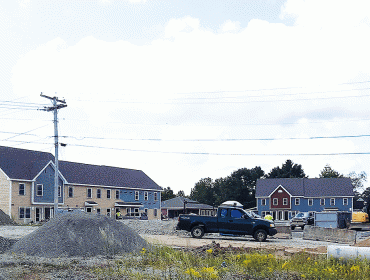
[220, 20, 240, 33]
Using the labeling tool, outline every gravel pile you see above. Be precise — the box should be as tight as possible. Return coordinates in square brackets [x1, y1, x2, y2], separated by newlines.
[10, 212, 148, 258]
[121, 218, 186, 236]
[0, 210, 16, 226]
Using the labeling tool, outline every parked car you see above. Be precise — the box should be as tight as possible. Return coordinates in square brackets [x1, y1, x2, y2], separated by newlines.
[290, 212, 314, 230]
[176, 205, 277, 242]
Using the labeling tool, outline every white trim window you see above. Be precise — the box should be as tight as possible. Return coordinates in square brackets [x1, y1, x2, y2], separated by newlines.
[154, 192, 158, 201]
[19, 207, 31, 219]
[144, 191, 148, 201]
[283, 198, 288, 205]
[261, 199, 266, 206]
[58, 186, 62, 197]
[19, 183, 25, 196]
[320, 198, 325, 206]
[135, 191, 139, 201]
[343, 198, 348, 205]
[273, 198, 278, 205]
[308, 199, 313, 206]
[107, 189, 111, 199]
[116, 190, 120, 199]
[295, 198, 300, 205]
[68, 186, 74, 198]
[330, 198, 336, 206]
[87, 188, 92, 198]
[36, 184, 43, 196]
[97, 189, 101, 199]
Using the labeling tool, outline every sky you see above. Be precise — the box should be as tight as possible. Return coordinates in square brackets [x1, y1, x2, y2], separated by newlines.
[1, 0, 370, 195]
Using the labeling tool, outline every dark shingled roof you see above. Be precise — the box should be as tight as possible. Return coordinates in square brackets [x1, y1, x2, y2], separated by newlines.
[256, 178, 353, 197]
[0, 146, 54, 180]
[161, 196, 214, 209]
[0, 146, 161, 191]
[59, 161, 162, 190]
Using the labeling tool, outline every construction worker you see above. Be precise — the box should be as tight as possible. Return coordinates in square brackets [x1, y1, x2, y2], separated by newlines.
[264, 214, 273, 221]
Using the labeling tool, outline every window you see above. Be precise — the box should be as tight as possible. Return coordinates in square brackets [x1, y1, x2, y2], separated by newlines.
[343, 198, 348, 205]
[36, 184, 43, 196]
[295, 198, 300, 205]
[220, 208, 228, 218]
[58, 186, 62, 197]
[135, 191, 139, 201]
[330, 198, 336, 206]
[283, 198, 288, 205]
[106, 208, 111, 217]
[86, 207, 92, 213]
[273, 198, 278, 205]
[261, 199, 266, 206]
[230, 209, 244, 218]
[154, 209, 157, 216]
[97, 189, 101, 199]
[116, 190, 120, 199]
[19, 184, 25, 196]
[154, 192, 158, 201]
[308, 199, 313, 206]
[144, 191, 148, 201]
[107, 189, 111, 199]
[87, 188, 92, 198]
[19, 207, 31, 219]
[97, 208, 101, 214]
[68, 187, 74, 198]
[320, 198, 325, 206]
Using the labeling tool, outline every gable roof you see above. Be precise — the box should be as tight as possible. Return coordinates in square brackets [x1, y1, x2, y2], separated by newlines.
[161, 196, 214, 209]
[59, 161, 162, 190]
[0, 146, 54, 180]
[256, 178, 353, 197]
[0, 146, 162, 191]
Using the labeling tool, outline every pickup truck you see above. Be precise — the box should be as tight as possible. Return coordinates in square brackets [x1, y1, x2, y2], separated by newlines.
[176, 206, 277, 242]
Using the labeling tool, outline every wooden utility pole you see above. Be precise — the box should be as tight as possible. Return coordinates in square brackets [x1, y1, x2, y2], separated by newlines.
[40, 93, 67, 217]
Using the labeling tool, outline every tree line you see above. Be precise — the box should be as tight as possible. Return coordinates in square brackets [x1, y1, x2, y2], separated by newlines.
[161, 159, 368, 209]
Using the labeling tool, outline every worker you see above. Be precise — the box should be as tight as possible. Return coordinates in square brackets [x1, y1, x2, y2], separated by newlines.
[264, 214, 273, 221]
[116, 211, 121, 219]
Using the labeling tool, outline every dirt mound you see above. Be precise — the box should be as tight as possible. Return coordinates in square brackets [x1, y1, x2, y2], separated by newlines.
[9, 211, 148, 258]
[0, 236, 17, 254]
[0, 209, 16, 225]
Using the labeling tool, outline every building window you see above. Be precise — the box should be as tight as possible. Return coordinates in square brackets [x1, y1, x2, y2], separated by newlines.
[330, 198, 336, 206]
[135, 191, 139, 201]
[343, 198, 348, 205]
[107, 208, 111, 217]
[154, 209, 157, 217]
[97, 189, 101, 199]
[116, 190, 120, 199]
[320, 198, 325, 205]
[97, 208, 101, 214]
[261, 199, 266, 206]
[68, 186, 74, 198]
[19, 184, 25, 196]
[87, 188, 92, 198]
[295, 198, 300, 205]
[154, 192, 158, 201]
[273, 198, 278, 205]
[283, 198, 288, 205]
[107, 189, 111, 199]
[144, 191, 148, 201]
[308, 199, 313, 206]
[19, 207, 31, 219]
[36, 184, 43, 196]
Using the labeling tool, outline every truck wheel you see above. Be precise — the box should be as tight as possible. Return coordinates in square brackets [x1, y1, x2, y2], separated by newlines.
[191, 226, 205, 238]
[301, 225, 305, 230]
[253, 229, 267, 242]
[290, 225, 295, 230]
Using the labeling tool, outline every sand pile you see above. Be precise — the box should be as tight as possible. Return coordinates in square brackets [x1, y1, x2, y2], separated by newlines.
[0, 209, 16, 225]
[9, 211, 148, 258]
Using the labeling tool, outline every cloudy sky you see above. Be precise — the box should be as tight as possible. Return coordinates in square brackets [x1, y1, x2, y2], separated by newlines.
[1, 0, 370, 195]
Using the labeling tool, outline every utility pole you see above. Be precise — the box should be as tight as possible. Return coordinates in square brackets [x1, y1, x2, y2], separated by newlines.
[40, 93, 67, 217]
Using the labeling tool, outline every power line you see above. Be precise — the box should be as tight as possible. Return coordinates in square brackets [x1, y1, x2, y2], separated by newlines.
[0, 124, 50, 142]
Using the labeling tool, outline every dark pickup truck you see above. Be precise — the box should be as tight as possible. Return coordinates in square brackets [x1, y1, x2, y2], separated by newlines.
[176, 206, 277, 242]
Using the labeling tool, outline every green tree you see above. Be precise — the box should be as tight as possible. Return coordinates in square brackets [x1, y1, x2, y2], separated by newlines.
[348, 171, 367, 192]
[161, 187, 176, 201]
[176, 190, 186, 197]
[319, 164, 343, 178]
[266, 159, 306, 178]
[190, 177, 217, 207]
